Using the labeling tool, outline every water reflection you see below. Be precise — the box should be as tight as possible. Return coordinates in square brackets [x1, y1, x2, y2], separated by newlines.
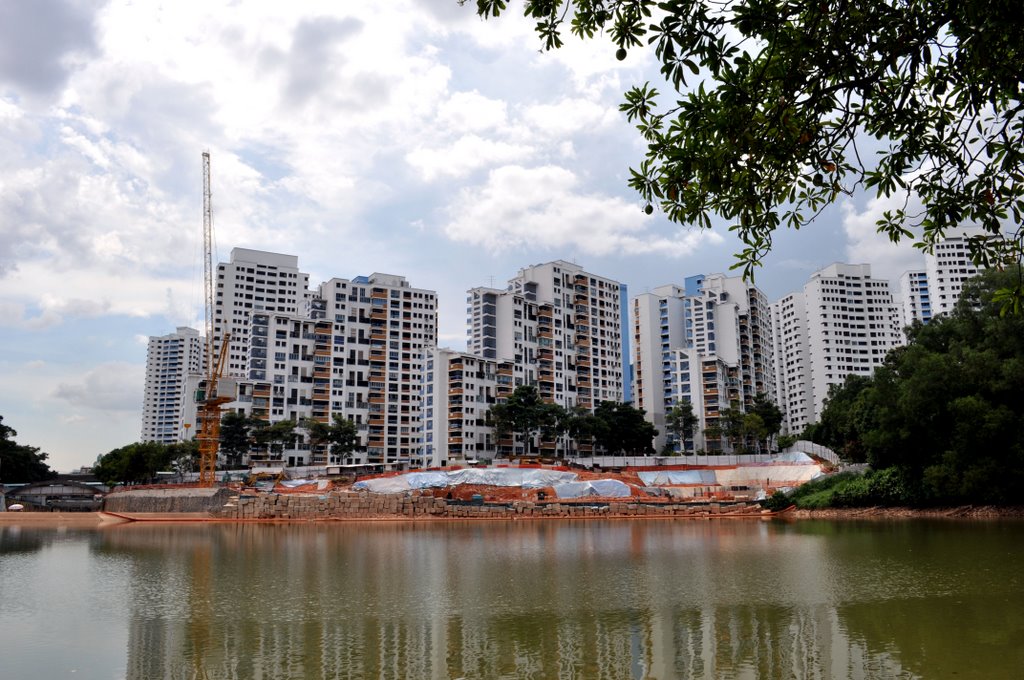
[2, 520, 1022, 679]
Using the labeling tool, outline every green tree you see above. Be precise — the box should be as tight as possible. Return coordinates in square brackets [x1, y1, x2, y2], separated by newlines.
[93, 441, 182, 485]
[167, 440, 200, 476]
[665, 400, 698, 454]
[0, 415, 56, 483]
[592, 401, 658, 455]
[252, 420, 297, 459]
[750, 393, 784, 451]
[813, 266, 1024, 504]
[805, 374, 874, 462]
[219, 411, 252, 468]
[488, 385, 563, 456]
[719, 403, 747, 451]
[301, 416, 331, 462]
[558, 405, 600, 456]
[325, 414, 359, 462]
[470, 1, 1024, 306]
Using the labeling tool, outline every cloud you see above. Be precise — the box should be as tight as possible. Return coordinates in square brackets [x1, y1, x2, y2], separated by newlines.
[437, 91, 508, 131]
[841, 197, 925, 286]
[283, 17, 365, 107]
[522, 98, 616, 138]
[443, 164, 721, 257]
[53, 361, 144, 412]
[0, 0, 102, 101]
[406, 134, 534, 180]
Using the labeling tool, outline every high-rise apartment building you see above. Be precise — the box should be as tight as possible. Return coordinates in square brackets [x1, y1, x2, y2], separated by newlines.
[419, 348, 515, 467]
[141, 327, 205, 443]
[632, 274, 773, 453]
[771, 263, 903, 434]
[924, 227, 984, 317]
[899, 269, 932, 328]
[466, 260, 628, 456]
[234, 272, 437, 467]
[213, 248, 311, 378]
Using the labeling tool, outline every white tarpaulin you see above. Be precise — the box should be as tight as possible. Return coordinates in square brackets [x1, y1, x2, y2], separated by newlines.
[638, 470, 718, 486]
[278, 479, 331, 490]
[769, 451, 816, 464]
[352, 468, 579, 494]
[716, 465, 823, 487]
[552, 479, 632, 498]
[446, 468, 578, 488]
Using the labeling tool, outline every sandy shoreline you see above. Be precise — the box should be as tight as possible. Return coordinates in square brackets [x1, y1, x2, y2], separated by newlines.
[3, 506, 1024, 526]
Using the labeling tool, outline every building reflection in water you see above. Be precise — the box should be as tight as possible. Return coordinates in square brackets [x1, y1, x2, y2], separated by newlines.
[91, 520, 992, 679]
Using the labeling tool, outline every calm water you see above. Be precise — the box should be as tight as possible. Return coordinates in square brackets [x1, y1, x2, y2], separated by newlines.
[1, 519, 1022, 679]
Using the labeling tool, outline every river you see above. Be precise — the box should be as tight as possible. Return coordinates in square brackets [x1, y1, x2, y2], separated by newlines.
[1, 519, 1021, 679]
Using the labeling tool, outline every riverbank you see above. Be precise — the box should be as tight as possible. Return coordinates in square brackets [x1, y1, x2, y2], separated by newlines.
[4, 504, 1024, 526]
[790, 505, 1024, 519]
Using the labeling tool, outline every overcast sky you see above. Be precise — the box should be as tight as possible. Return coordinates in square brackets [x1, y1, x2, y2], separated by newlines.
[0, 1, 924, 471]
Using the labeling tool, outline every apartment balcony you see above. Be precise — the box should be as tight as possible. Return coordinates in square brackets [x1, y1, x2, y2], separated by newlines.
[448, 387, 464, 395]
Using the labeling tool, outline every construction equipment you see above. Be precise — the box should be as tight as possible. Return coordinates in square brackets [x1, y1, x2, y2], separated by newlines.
[195, 151, 234, 486]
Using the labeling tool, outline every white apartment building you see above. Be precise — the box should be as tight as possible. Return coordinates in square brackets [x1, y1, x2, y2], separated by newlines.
[771, 263, 903, 434]
[140, 327, 205, 443]
[466, 260, 628, 456]
[419, 348, 515, 467]
[899, 270, 932, 329]
[231, 272, 437, 468]
[924, 227, 985, 317]
[632, 274, 773, 453]
[213, 248, 311, 379]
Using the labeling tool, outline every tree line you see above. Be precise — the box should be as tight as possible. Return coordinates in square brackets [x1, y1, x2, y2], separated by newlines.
[795, 267, 1024, 506]
[488, 386, 659, 457]
[0, 415, 56, 484]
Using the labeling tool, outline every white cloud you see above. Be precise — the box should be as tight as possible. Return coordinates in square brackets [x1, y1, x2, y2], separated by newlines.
[437, 91, 509, 131]
[522, 98, 616, 138]
[53, 361, 144, 412]
[842, 197, 925, 285]
[406, 134, 534, 180]
[443, 164, 721, 257]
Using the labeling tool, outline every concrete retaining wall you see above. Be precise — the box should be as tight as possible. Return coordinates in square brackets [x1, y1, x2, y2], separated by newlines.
[104, 487, 234, 513]
[216, 492, 763, 520]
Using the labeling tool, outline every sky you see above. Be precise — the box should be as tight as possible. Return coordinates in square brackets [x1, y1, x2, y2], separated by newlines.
[0, 1, 925, 472]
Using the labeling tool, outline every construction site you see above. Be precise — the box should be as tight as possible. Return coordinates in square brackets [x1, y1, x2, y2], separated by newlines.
[98, 451, 827, 521]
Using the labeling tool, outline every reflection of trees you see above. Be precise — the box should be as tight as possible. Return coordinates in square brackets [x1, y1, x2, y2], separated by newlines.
[0, 526, 61, 554]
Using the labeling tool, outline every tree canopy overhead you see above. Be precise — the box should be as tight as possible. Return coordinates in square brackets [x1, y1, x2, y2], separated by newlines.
[469, 0, 1024, 304]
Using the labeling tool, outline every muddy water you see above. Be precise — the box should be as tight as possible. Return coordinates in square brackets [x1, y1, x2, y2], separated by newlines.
[1, 519, 1022, 679]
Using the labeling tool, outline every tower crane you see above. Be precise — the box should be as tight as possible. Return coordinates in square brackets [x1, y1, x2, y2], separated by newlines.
[195, 151, 234, 486]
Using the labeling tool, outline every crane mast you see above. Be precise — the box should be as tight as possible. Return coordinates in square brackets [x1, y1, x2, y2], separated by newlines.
[196, 151, 232, 486]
